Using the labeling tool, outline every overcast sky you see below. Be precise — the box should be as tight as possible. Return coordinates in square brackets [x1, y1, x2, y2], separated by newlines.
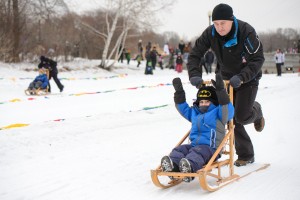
[66, 0, 300, 40]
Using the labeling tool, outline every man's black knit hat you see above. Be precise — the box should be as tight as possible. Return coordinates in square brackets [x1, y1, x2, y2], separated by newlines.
[212, 3, 233, 21]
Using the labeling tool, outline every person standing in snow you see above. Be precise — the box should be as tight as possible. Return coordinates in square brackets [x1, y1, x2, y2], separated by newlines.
[205, 48, 215, 73]
[186, 3, 265, 167]
[178, 40, 185, 54]
[150, 46, 159, 70]
[199, 56, 208, 75]
[274, 48, 285, 76]
[137, 39, 144, 60]
[161, 74, 234, 182]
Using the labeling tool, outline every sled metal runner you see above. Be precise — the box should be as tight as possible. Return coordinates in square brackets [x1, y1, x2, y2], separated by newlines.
[151, 81, 269, 191]
[25, 88, 49, 96]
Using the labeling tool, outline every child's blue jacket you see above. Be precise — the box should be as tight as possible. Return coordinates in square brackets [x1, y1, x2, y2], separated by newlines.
[175, 101, 234, 149]
[34, 74, 49, 89]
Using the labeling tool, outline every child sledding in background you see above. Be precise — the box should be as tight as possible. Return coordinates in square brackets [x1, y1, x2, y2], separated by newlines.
[27, 68, 49, 93]
[161, 74, 234, 182]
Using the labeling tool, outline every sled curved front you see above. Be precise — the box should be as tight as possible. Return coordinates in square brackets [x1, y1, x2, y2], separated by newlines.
[151, 169, 183, 188]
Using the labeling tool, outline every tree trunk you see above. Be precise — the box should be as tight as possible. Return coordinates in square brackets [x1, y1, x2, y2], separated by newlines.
[99, 10, 120, 69]
[12, 0, 20, 62]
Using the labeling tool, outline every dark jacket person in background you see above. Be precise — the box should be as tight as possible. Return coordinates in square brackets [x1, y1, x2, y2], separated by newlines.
[38, 56, 64, 92]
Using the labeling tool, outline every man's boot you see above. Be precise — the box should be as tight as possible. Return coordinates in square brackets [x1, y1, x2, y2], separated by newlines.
[253, 102, 265, 132]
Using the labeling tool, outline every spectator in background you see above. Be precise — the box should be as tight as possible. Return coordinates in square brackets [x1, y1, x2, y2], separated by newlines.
[125, 49, 131, 65]
[168, 48, 175, 69]
[205, 48, 215, 73]
[150, 46, 159, 70]
[200, 57, 208, 75]
[274, 49, 285, 76]
[176, 52, 183, 73]
[178, 40, 185, 54]
[183, 42, 192, 63]
[163, 42, 170, 68]
[138, 39, 143, 60]
[146, 42, 152, 52]
[135, 54, 142, 68]
[118, 46, 125, 63]
[158, 54, 164, 70]
[163, 42, 170, 55]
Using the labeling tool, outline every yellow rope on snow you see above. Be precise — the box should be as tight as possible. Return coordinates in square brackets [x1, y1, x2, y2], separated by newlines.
[0, 123, 29, 130]
[9, 98, 21, 102]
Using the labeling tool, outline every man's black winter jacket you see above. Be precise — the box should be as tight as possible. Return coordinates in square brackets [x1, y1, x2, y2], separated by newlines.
[187, 18, 265, 84]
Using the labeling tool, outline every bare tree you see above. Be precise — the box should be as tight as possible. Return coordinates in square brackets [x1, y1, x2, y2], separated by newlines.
[12, 0, 20, 62]
[77, 0, 174, 70]
[259, 28, 300, 53]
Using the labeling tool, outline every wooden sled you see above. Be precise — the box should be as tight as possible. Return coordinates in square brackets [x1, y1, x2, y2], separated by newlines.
[25, 88, 49, 96]
[151, 81, 270, 191]
[25, 69, 50, 96]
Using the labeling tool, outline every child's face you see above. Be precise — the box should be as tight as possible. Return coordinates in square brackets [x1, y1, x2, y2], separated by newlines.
[199, 100, 211, 107]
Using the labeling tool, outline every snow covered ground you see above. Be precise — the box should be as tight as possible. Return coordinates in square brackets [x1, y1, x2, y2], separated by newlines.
[0, 59, 300, 200]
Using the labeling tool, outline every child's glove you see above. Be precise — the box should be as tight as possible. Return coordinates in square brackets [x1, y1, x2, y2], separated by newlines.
[189, 76, 203, 88]
[212, 74, 230, 105]
[172, 77, 184, 92]
[172, 78, 186, 104]
[211, 73, 224, 91]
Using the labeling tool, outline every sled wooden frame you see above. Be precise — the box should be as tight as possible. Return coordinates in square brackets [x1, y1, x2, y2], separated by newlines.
[24, 69, 50, 96]
[151, 80, 244, 191]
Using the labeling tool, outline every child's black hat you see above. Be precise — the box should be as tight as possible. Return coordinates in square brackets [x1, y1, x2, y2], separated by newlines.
[196, 86, 218, 105]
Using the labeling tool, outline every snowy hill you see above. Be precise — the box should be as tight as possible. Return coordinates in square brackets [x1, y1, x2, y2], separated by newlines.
[0, 59, 300, 200]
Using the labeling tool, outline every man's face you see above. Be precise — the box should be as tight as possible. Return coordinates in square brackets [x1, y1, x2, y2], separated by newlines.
[213, 20, 233, 36]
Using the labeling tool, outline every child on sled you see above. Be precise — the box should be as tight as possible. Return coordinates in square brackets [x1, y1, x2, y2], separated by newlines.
[27, 68, 49, 94]
[161, 74, 234, 182]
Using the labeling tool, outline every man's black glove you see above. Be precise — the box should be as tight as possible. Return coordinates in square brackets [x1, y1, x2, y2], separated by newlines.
[189, 76, 203, 88]
[212, 74, 230, 105]
[229, 75, 242, 88]
[172, 78, 186, 104]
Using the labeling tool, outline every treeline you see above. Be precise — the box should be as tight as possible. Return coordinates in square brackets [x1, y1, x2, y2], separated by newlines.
[259, 28, 300, 53]
[0, 0, 178, 68]
[1, 0, 299, 66]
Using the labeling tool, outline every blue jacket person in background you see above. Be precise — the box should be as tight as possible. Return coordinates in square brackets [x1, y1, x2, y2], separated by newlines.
[28, 68, 49, 91]
[187, 3, 265, 167]
[38, 56, 64, 92]
[161, 74, 234, 182]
